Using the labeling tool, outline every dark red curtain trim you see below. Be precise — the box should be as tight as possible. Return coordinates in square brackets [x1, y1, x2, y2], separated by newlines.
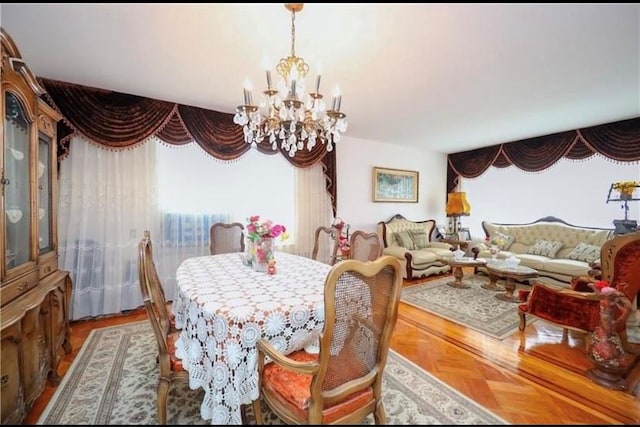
[447, 116, 640, 193]
[580, 117, 640, 162]
[41, 79, 175, 148]
[37, 77, 338, 214]
[502, 131, 576, 172]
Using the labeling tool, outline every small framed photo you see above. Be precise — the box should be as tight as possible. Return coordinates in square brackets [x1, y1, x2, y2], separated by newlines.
[372, 167, 419, 203]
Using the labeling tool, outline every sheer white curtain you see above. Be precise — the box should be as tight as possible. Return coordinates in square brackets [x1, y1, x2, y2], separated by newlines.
[294, 163, 334, 259]
[58, 137, 333, 320]
[58, 136, 161, 320]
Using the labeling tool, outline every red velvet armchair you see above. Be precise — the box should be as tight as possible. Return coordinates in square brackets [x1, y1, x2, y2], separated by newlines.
[518, 230, 640, 350]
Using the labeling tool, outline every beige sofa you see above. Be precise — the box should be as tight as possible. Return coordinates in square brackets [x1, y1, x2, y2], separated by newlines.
[377, 214, 453, 279]
[473, 216, 614, 288]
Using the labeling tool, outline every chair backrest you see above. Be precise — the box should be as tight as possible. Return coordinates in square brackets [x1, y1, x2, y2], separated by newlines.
[311, 225, 340, 265]
[138, 230, 171, 364]
[600, 230, 640, 303]
[309, 256, 402, 421]
[209, 222, 245, 255]
[349, 230, 382, 262]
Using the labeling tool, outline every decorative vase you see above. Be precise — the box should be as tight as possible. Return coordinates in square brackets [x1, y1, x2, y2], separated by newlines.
[244, 239, 256, 266]
[619, 191, 632, 200]
[252, 237, 275, 272]
[586, 289, 632, 390]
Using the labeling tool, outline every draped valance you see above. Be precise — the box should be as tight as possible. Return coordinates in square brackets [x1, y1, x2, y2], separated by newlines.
[446, 117, 640, 193]
[38, 78, 337, 215]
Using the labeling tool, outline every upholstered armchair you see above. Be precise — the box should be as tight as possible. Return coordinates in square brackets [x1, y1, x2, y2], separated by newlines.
[518, 230, 640, 352]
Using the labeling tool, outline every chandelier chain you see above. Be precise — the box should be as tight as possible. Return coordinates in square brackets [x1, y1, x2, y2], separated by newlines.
[290, 8, 296, 58]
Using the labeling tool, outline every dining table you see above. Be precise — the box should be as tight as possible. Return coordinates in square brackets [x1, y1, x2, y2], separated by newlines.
[172, 251, 332, 425]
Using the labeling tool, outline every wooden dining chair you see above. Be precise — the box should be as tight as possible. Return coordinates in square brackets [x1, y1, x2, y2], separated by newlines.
[209, 222, 245, 255]
[138, 230, 191, 424]
[349, 230, 382, 262]
[311, 225, 340, 265]
[138, 230, 177, 332]
[252, 255, 403, 424]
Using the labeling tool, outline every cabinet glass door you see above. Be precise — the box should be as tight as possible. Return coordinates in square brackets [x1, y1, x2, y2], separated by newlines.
[3, 91, 32, 269]
[38, 134, 52, 254]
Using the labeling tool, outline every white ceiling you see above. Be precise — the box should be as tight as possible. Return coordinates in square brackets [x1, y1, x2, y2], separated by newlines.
[2, 3, 639, 154]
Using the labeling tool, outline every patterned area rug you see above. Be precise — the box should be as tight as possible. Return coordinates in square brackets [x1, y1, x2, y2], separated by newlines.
[37, 321, 507, 425]
[402, 274, 535, 339]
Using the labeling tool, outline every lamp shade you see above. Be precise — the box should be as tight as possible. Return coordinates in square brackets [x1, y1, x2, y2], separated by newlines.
[446, 192, 471, 217]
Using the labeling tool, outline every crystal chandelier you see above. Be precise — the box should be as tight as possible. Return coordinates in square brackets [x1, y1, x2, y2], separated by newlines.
[233, 3, 348, 157]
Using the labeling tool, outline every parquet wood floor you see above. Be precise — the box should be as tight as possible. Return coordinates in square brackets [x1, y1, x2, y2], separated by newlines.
[23, 270, 640, 425]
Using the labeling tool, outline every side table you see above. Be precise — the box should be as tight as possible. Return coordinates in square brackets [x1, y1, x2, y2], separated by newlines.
[444, 257, 487, 289]
[485, 263, 538, 302]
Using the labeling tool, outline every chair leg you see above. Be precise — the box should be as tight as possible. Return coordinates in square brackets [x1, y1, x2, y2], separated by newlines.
[252, 397, 264, 425]
[240, 404, 249, 424]
[373, 400, 387, 424]
[157, 379, 170, 424]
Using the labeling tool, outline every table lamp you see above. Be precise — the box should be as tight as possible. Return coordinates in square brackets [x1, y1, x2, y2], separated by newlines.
[445, 192, 471, 237]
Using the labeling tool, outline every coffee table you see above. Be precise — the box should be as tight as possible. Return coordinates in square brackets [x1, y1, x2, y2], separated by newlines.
[445, 257, 487, 289]
[485, 262, 538, 302]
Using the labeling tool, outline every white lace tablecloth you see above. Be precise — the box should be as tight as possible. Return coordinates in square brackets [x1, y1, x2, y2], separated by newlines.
[172, 252, 331, 425]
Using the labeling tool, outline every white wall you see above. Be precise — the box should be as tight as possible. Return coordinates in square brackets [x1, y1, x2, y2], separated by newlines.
[335, 135, 448, 234]
[461, 155, 640, 239]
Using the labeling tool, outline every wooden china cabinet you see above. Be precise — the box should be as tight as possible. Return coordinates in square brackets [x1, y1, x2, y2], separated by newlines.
[0, 28, 72, 424]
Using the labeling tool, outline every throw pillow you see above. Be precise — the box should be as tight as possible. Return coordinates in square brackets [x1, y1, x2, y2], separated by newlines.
[527, 239, 563, 258]
[490, 231, 515, 250]
[394, 231, 415, 250]
[566, 242, 601, 264]
[410, 230, 430, 249]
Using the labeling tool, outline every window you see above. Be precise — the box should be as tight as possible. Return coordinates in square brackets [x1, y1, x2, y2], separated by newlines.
[156, 143, 296, 243]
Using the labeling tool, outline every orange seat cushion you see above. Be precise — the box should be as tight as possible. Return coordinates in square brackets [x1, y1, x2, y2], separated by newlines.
[262, 350, 374, 423]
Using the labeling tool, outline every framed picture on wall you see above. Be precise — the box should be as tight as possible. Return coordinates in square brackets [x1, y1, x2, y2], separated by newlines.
[372, 167, 419, 203]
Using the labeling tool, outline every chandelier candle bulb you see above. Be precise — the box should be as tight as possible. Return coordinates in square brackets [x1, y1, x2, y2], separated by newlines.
[265, 70, 272, 90]
[315, 74, 321, 92]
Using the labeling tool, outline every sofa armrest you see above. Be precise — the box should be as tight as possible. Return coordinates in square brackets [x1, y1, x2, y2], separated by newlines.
[382, 246, 410, 258]
[471, 242, 488, 259]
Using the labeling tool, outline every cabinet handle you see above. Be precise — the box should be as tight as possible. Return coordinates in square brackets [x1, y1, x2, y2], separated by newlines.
[18, 281, 29, 291]
[44, 266, 51, 274]
[1, 374, 8, 388]
[0, 177, 9, 186]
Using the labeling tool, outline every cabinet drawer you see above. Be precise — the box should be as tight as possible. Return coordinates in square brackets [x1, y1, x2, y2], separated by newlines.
[39, 259, 57, 278]
[0, 271, 39, 307]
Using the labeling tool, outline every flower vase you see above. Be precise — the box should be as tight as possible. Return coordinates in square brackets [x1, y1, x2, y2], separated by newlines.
[252, 237, 274, 272]
[244, 239, 256, 266]
[619, 191, 632, 200]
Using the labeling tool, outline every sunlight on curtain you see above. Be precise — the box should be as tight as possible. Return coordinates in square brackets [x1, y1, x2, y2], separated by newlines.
[58, 137, 331, 320]
[294, 163, 334, 259]
[58, 136, 160, 320]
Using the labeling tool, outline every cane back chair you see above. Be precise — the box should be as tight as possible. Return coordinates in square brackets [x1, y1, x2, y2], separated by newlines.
[349, 230, 382, 262]
[252, 255, 403, 424]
